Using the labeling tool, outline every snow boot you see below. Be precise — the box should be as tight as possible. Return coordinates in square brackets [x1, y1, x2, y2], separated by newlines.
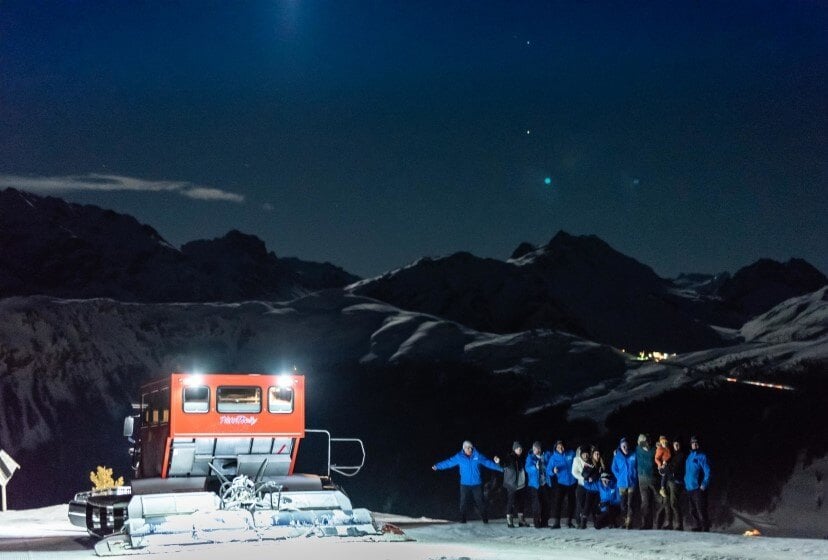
[566, 518, 576, 529]
[578, 515, 587, 529]
[506, 515, 515, 528]
[550, 518, 561, 529]
[518, 513, 529, 527]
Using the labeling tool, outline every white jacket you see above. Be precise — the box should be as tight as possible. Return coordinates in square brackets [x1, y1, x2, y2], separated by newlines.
[572, 449, 586, 486]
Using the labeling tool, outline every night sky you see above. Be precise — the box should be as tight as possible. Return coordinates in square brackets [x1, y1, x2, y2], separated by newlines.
[1, 1, 825, 278]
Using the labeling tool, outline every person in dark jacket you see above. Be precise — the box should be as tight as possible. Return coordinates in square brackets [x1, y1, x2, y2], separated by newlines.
[611, 437, 637, 529]
[502, 441, 528, 527]
[525, 441, 552, 528]
[661, 437, 686, 530]
[579, 447, 605, 529]
[685, 435, 711, 532]
[548, 440, 577, 528]
[583, 471, 621, 529]
[636, 433, 657, 530]
[433, 440, 502, 523]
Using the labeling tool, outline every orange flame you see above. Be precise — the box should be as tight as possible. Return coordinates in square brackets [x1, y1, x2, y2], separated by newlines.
[743, 529, 762, 537]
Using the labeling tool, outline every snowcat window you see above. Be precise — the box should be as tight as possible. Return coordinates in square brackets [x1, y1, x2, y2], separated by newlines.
[183, 386, 210, 413]
[217, 386, 261, 413]
[268, 386, 294, 413]
[143, 387, 169, 426]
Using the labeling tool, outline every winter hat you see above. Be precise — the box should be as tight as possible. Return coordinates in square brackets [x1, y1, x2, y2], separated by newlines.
[659, 435, 669, 443]
[532, 440, 543, 451]
[554, 440, 564, 448]
[637, 433, 648, 445]
[513, 441, 523, 451]
[462, 440, 474, 450]
[690, 435, 699, 444]
[619, 437, 628, 446]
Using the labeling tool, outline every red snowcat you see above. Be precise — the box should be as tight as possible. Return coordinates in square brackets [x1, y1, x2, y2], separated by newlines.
[68, 372, 384, 555]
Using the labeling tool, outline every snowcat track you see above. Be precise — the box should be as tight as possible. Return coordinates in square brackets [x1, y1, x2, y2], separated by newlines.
[85, 495, 130, 539]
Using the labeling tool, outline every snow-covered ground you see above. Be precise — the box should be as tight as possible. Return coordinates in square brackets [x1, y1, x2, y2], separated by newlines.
[1, 505, 827, 560]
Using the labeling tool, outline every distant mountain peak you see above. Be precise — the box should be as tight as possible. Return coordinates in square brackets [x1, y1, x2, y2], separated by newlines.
[546, 230, 615, 253]
[181, 230, 270, 260]
[510, 242, 537, 260]
[717, 257, 827, 318]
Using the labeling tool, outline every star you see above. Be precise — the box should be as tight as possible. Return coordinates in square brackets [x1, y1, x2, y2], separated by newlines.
[544, 177, 552, 185]
[526, 129, 531, 135]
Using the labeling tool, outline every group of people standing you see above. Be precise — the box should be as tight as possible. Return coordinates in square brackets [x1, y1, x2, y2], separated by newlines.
[433, 434, 711, 532]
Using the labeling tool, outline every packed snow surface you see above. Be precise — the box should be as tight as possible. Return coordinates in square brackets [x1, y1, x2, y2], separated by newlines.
[1, 506, 827, 560]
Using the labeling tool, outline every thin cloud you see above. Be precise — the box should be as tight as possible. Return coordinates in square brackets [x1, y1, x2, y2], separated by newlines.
[262, 202, 275, 211]
[183, 187, 245, 203]
[0, 173, 245, 203]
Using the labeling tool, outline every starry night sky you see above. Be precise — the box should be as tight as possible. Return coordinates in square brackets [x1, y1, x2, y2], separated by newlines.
[1, 1, 826, 278]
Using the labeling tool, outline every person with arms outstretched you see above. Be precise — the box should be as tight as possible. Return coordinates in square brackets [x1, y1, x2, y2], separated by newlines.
[433, 440, 502, 523]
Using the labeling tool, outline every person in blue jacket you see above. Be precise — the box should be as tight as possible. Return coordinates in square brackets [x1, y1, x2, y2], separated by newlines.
[685, 435, 711, 532]
[547, 440, 577, 528]
[525, 441, 552, 528]
[611, 437, 638, 529]
[433, 440, 502, 523]
[583, 471, 622, 529]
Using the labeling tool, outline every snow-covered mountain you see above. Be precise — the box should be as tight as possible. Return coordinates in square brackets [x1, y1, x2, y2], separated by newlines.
[0, 188, 357, 301]
[351, 232, 724, 352]
[0, 292, 624, 510]
[1, 191, 827, 535]
[350, 232, 825, 353]
[671, 272, 731, 296]
[568, 286, 828, 422]
[1, 288, 826, 534]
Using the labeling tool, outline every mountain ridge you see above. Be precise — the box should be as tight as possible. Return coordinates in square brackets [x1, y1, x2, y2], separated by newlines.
[0, 188, 358, 302]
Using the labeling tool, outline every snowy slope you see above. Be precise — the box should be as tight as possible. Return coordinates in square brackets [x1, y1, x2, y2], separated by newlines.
[0, 292, 624, 509]
[2, 288, 827, 526]
[2, 505, 828, 560]
[568, 287, 828, 422]
[741, 286, 828, 343]
[730, 455, 828, 539]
